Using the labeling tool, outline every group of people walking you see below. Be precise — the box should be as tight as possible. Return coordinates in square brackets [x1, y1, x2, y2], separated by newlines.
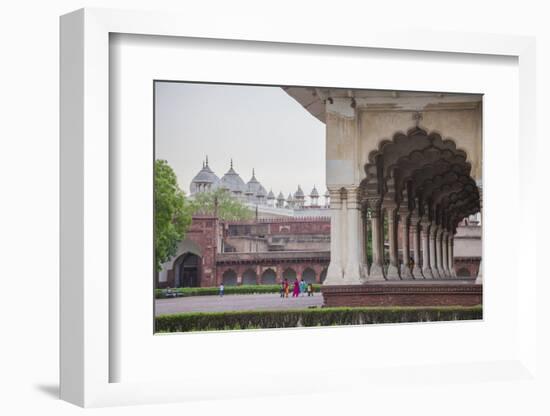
[280, 278, 313, 298]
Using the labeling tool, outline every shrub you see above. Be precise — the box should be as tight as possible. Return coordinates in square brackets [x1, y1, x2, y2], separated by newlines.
[155, 284, 322, 298]
[155, 305, 482, 332]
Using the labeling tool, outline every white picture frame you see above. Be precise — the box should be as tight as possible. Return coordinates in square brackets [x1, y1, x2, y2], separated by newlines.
[60, 8, 538, 408]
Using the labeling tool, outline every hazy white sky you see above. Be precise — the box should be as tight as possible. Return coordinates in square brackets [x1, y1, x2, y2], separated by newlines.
[155, 82, 326, 200]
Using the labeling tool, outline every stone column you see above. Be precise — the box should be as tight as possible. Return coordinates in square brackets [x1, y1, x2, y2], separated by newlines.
[475, 260, 483, 284]
[361, 209, 369, 279]
[430, 222, 440, 278]
[324, 188, 344, 284]
[442, 230, 450, 278]
[436, 227, 445, 279]
[385, 205, 400, 280]
[343, 187, 364, 283]
[367, 199, 385, 281]
[399, 210, 413, 279]
[449, 235, 456, 277]
[420, 218, 434, 278]
[410, 213, 423, 278]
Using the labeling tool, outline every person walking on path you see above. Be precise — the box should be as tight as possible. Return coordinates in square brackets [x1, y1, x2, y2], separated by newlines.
[300, 279, 307, 296]
[292, 279, 300, 297]
[219, 283, 224, 297]
[280, 280, 285, 298]
[284, 278, 290, 298]
[307, 283, 313, 296]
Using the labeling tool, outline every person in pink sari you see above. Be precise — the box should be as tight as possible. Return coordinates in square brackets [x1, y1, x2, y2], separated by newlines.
[292, 279, 300, 297]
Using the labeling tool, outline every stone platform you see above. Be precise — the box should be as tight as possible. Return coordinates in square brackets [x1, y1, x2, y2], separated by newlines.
[321, 280, 482, 307]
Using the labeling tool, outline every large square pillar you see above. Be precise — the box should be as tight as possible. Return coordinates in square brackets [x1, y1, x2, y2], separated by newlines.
[343, 186, 364, 283]
[324, 188, 345, 284]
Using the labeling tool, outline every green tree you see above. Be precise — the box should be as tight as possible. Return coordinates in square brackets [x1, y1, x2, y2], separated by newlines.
[191, 188, 253, 221]
[155, 160, 193, 271]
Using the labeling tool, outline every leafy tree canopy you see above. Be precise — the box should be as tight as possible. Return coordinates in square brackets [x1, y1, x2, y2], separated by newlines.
[155, 160, 193, 271]
[191, 188, 253, 221]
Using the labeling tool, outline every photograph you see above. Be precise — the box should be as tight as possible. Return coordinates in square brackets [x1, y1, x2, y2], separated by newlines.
[153, 82, 483, 333]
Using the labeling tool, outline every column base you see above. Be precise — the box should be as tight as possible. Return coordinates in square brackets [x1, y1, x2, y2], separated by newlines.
[323, 262, 345, 285]
[400, 265, 414, 280]
[411, 266, 423, 279]
[386, 265, 401, 280]
[422, 267, 434, 279]
[343, 263, 364, 284]
[475, 260, 483, 284]
[366, 263, 385, 282]
[432, 268, 442, 279]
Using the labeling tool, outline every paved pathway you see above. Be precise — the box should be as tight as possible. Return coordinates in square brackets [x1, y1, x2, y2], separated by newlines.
[155, 293, 323, 315]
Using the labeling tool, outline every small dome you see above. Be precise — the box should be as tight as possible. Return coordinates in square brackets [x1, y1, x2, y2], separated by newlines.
[310, 186, 319, 198]
[219, 159, 246, 194]
[256, 186, 267, 198]
[190, 158, 220, 194]
[245, 169, 265, 198]
[277, 192, 285, 201]
[267, 189, 275, 200]
[294, 185, 305, 199]
[287, 193, 294, 202]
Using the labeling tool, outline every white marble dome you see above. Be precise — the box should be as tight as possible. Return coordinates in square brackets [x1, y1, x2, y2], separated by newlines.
[219, 160, 246, 196]
[190, 159, 220, 195]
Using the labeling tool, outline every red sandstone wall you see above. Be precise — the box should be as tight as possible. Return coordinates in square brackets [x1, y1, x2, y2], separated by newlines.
[186, 216, 218, 287]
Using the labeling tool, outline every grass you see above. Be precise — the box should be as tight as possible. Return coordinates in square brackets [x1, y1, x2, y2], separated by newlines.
[155, 305, 482, 332]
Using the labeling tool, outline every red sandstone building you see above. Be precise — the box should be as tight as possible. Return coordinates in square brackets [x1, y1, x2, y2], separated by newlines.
[157, 216, 331, 288]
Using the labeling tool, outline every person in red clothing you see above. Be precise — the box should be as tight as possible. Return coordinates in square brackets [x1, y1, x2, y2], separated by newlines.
[292, 279, 300, 297]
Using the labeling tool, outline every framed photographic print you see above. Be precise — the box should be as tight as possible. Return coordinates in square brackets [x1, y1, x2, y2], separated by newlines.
[60, 7, 538, 409]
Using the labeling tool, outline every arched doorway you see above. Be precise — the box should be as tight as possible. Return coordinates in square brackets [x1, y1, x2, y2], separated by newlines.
[242, 269, 258, 285]
[261, 269, 277, 284]
[222, 269, 238, 286]
[283, 268, 296, 281]
[302, 267, 316, 283]
[456, 267, 471, 278]
[174, 252, 201, 287]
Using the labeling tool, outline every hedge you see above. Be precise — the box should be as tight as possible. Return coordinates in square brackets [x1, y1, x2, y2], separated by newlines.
[155, 305, 482, 332]
[155, 284, 322, 299]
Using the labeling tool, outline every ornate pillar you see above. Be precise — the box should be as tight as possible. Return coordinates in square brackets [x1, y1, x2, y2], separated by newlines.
[385, 205, 400, 280]
[430, 222, 440, 278]
[420, 217, 433, 278]
[399, 209, 413, 279]
[442, 230, 450, 278]
[436, 226, 444, 279]
[324, 188, 344, 284]
[367, 198, 385, 281]
[410, 212, 423, 278]
[449, 235, 456, 277]
[343, 187, 364, 283]
[361, 209, 369, 278]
